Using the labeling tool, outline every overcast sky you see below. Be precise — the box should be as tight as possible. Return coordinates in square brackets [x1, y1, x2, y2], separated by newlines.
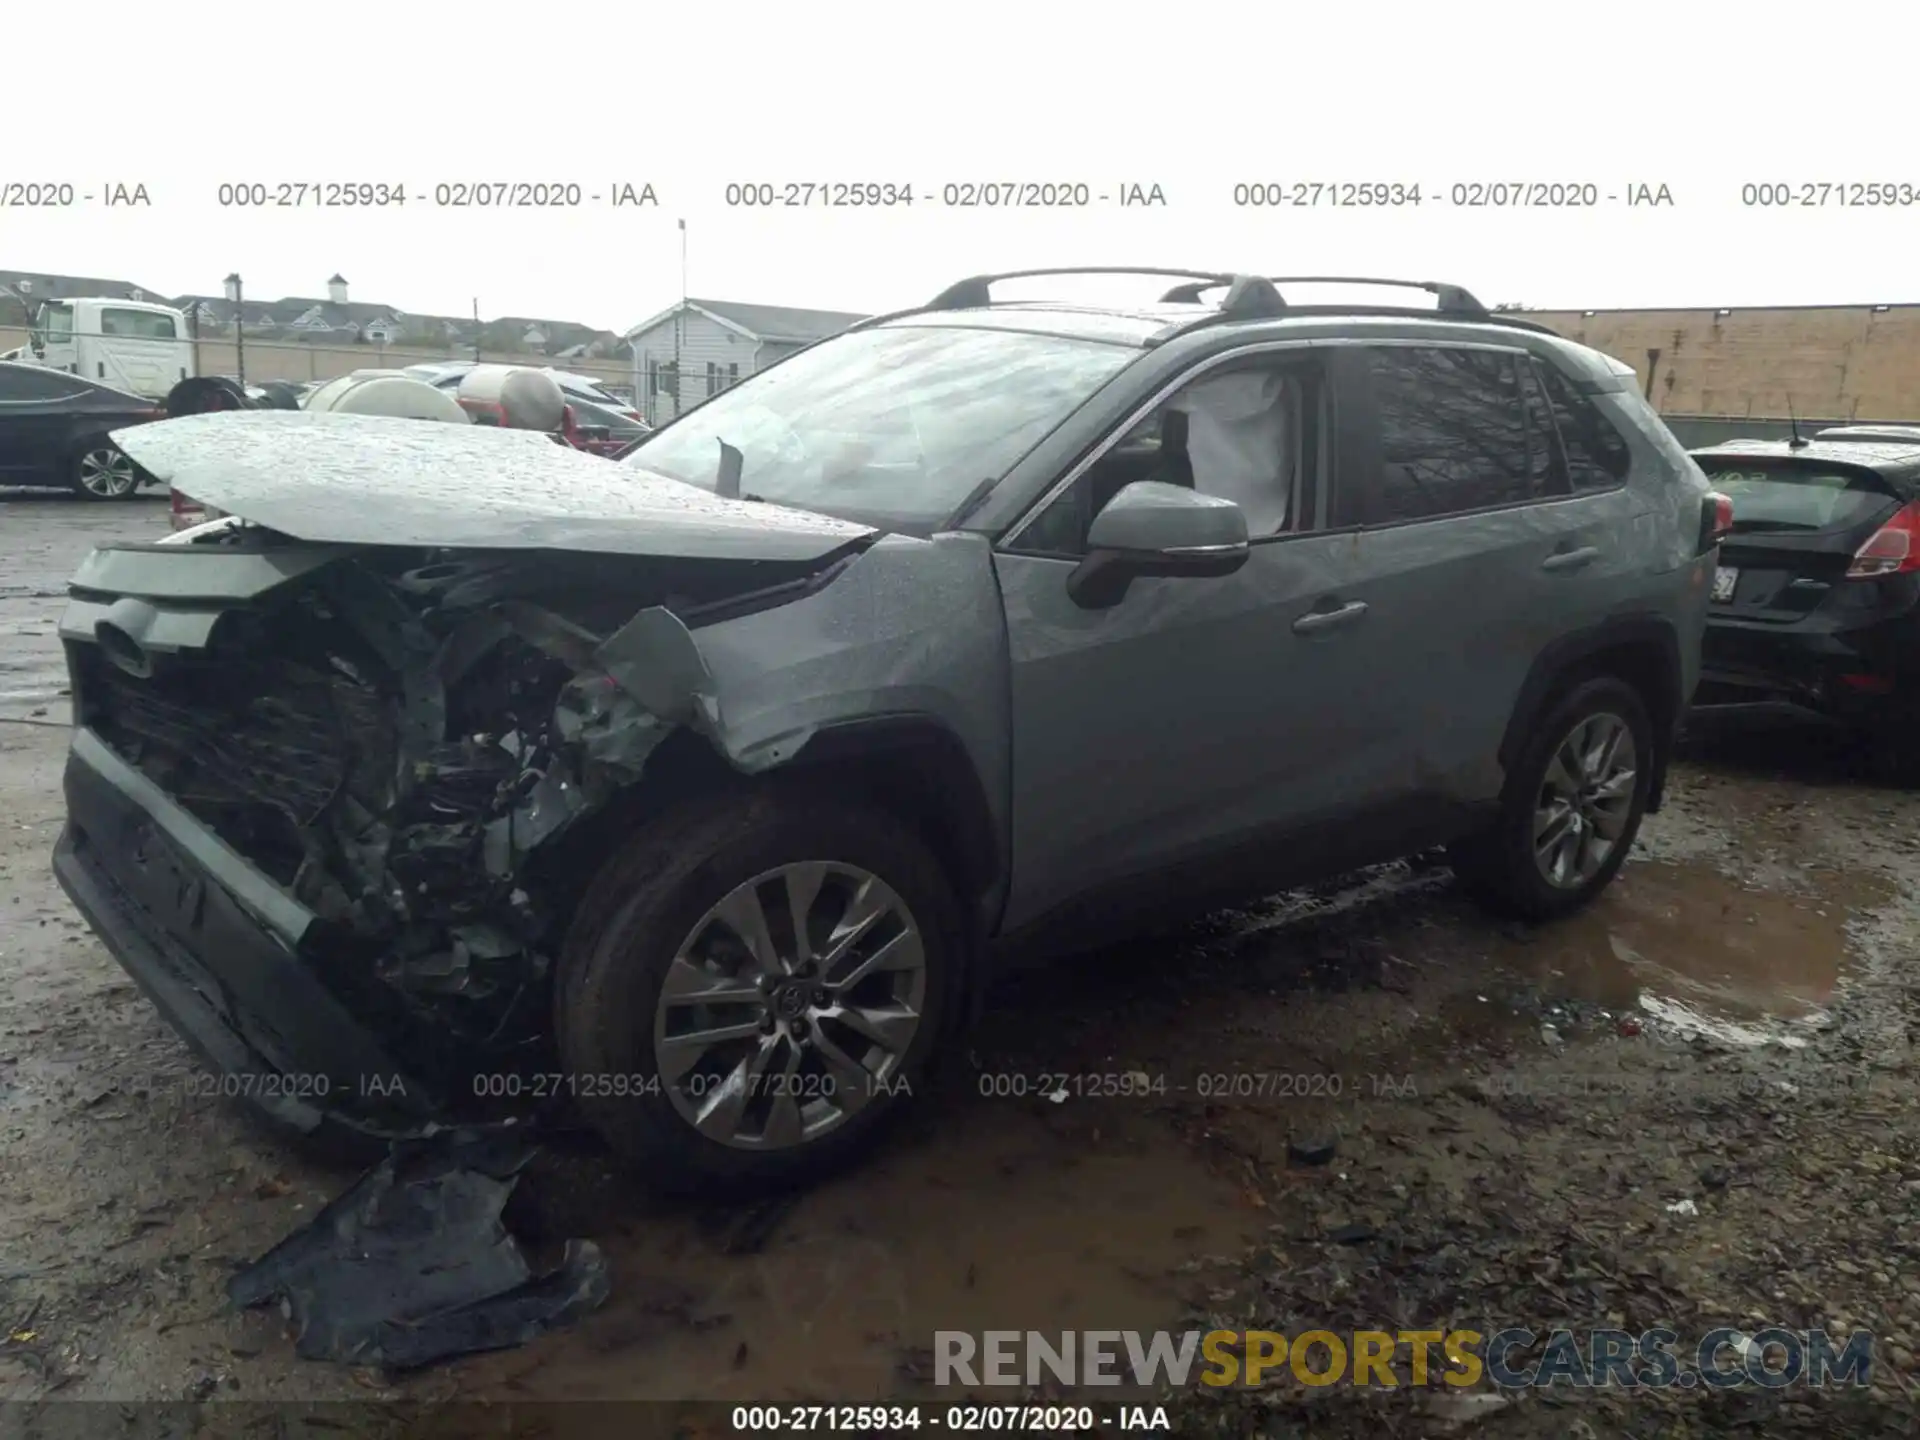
[11, 0, 1918, 332]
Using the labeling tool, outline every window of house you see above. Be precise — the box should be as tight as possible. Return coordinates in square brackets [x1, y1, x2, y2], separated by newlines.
[727, 362, 739, 386]
[1532, 358, 1633, 491]
[1014, 359, 1316, 556]
[1365, 347, 1558, 522]
[706, 361, 721, 396]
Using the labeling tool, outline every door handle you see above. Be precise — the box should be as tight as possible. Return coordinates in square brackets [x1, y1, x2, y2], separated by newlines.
[1540, 546, 1601, 573]
[1292, 600, 1369, 635]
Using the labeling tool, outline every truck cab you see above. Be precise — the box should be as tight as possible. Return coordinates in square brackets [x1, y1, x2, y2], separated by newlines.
[31, 297, 193, 400]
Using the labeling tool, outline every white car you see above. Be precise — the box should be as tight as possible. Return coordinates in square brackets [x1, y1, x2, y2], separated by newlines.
[403, 362, 643, 424]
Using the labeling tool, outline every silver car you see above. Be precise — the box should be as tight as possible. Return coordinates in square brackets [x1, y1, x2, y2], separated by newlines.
[52, 268, 1719, 1194]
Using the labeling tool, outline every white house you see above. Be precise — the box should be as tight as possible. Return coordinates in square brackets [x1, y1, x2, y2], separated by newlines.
[621, 298, 866, 423]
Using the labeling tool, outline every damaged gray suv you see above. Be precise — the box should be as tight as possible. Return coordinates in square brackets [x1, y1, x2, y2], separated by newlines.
[53, 269, 1720, 1195]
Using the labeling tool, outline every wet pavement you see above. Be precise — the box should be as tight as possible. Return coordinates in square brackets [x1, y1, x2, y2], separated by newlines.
[0, 492, 163, 726]
[2, 497, 1917, 1433]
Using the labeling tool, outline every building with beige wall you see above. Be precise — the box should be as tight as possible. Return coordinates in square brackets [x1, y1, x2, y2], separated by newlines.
[1522, 304, 1920, 427]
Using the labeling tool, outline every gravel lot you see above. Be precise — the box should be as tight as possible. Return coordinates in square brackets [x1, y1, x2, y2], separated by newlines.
[2, 492, 1918, 1434]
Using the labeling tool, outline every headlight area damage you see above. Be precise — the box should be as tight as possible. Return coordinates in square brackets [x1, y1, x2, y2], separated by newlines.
[59, 530, 865, 1136]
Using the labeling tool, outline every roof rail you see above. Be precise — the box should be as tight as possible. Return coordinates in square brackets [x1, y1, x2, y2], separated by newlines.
[858, 268, 1555, 342]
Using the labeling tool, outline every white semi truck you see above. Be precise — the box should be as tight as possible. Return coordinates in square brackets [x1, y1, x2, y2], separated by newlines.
[4, 296, 196, 400]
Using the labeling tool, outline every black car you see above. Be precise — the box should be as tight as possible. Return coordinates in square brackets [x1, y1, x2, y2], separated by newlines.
[0, 360, 164, 499]
[1691, 437, 1920, 754]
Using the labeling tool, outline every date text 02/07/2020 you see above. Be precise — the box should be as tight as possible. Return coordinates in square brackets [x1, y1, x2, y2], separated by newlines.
[720, 181, 1167, 208]
[1228, 180, 1675, 208]
[728, 1404, 1170, 1433]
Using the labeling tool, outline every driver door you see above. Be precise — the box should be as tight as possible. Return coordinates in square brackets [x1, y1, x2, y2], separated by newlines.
[992, 348, 1409, 940]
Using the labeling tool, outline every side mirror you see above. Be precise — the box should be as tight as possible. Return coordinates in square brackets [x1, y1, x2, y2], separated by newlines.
[1066, 480, 1251, 609]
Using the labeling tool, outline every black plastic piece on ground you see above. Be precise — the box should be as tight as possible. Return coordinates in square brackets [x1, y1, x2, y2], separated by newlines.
[227, 1125, 611, 1370]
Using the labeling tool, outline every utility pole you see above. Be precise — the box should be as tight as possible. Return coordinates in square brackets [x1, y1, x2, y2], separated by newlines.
[672, 218, 687, 420]
[224, 273, 246, 387]
[473, 298, 482, 364]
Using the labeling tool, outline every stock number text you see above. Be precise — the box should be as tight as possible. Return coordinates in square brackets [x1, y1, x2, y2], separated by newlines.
[217, 181, 407, 207]
[1741, 181, 1920, 208]
[725, 181, 915, 207]
[1233, 181, 1422, 207]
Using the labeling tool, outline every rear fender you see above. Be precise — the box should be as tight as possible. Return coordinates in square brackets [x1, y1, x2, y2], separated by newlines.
[1499, 616, 1684, 813]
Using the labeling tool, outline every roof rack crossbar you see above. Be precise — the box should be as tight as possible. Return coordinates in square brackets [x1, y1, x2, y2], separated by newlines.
[1161, 275, 1489, 316]
[924, 267, 1238, 311]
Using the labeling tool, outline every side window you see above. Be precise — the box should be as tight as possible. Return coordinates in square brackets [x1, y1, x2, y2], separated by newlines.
[1366, 347, 1554, 523]
[0, 366, 88, 402]
[1533, 359, 1633, 491]
[1516, 359, 1571, 497]
[100, 307, 179, 340]
[1016, 360, 1317, 556]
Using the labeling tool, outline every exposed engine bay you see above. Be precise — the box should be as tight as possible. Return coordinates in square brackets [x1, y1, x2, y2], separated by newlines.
[74, 522, 843, 1113]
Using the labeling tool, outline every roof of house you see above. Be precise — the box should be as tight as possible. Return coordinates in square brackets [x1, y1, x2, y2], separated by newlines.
[0, 269, 164, 327]
[0, 269, 160, 303]
[625, 297, 868, 345]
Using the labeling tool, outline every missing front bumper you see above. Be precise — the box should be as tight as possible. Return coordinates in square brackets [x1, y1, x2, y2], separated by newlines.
[55, 726, 444, 1152]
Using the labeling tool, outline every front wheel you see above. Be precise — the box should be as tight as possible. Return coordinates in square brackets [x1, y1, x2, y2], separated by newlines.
[1451, 676, 1654, 922]
[555, 785, 962, 1197]
[71, 444, 141, 500]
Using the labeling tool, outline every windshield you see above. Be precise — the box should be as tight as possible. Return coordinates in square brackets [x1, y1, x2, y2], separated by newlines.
[1699, 460, 1901, 534]
[622, 324, 1138, 530]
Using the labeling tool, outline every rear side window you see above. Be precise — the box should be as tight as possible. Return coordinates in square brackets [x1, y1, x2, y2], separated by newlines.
[0, 365, 89, 402]
[100, 307, 179, 340]
[1533, 360, 1632, 490]
[1695, 461, 1900, 535]
[1366, 347, 1560, 521]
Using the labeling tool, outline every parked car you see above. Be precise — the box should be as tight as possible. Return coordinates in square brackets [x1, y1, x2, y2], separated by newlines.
[0, 360, 165, 498]
[1690, 435, 1920, 763]
[561, 394, 650, 455]
[407, 362, 644, 425]
[53, 268, 1718, 1195]
[1813, 424, 1920, 444]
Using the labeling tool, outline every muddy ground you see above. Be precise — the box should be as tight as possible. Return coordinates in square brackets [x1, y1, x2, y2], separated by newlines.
[2, 492, 1918, 1435]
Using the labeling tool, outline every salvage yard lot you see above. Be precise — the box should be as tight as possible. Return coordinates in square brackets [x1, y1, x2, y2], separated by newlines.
[2, 492, 1918, 1434]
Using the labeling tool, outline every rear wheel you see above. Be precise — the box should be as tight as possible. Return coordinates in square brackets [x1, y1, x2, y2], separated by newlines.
[1451, 676, 1654, 922]
[71, 443, 141, 500]
[555, 785, 961, 1197]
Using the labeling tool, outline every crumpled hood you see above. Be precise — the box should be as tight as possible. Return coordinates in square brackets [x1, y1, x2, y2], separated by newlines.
[112, 410, 877, 563]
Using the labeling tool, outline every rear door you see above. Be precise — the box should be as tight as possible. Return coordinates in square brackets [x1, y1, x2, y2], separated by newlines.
[1333, 342, 1649, 801]
[0, 364, 101, 482]
[1692, 456, 1906, 622]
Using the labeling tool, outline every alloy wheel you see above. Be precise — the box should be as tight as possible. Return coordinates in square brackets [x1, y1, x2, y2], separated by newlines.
[652, 861, 928, 1150]
[1532, 712, 1638, 889]
[77, 447, 139, 499]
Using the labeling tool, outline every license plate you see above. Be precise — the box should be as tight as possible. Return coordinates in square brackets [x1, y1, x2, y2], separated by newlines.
[1712, 566, 1739, 602]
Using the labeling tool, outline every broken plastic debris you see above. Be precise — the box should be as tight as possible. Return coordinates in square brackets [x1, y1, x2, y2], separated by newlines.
[593, 605, 716, 726]
[1665, 1198, 1699, 1216]
[226, 1126, 609, 1370]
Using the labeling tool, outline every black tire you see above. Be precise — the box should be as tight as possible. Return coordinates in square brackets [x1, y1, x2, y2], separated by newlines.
[1450, 676, 1655, 923]
[555, 783, 962, 1197]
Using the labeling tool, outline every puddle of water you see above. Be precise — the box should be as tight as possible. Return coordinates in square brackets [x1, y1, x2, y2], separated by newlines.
[459, 1103, 1255, 1401]
[1487, 859, 1890, 1043]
